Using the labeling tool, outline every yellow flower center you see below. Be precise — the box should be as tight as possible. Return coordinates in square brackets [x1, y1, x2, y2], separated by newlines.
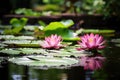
[89, 38, 93, 43]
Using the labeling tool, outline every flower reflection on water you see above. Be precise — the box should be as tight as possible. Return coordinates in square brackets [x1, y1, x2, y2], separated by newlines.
[79, 56, 105, 70]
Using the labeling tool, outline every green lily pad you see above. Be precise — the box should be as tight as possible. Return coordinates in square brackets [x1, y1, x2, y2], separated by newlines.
[0, 35, 34, 40]
[81, 29, 115, 34]
[9, 55, 79, 68]
[43, 20, 74, 31]
[60, 19, 74, 28]
[44, 48, 92, 57]
[45, 28, 79, 41]
[0, 48, 48, 55]
[2, 40, 42, 47]
[0, 49, 21, 55]
[111, 38, 120, 43]
[0, 46, 91, 57]
[18, 48, 48, 54]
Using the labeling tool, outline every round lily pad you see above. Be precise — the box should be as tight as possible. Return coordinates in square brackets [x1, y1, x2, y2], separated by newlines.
[9, 55, 79, 69]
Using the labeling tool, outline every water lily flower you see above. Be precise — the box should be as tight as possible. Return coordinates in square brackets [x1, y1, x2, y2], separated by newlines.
[80, 56, 105, 70]
[40, 34, 63, 49]
[77, 33, 106, 51]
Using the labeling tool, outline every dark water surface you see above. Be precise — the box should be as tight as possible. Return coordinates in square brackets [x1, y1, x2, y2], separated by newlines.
[0, 33, 120, 80]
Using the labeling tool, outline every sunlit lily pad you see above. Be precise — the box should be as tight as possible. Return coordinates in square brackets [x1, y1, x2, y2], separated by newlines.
[0, 47, 91, 57]
[81, 29, 115, 34]
[45, 48, 92, 57]
[18, 48, 48, 54]
[9, 55, 79, 69]
[2, 40, 42, 47]
[0, 48, 47, 55]
[24, 25, 44, 31]
[0, 35, 34, 40]
[76, 29, 115, 36]
[0, 49, 21, 55]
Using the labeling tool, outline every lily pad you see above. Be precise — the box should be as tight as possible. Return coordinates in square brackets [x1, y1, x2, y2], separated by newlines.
[9, 55, 79, 69]
[0, 35, 34, 40]
[44, 48, 92, 57]
[0, 49, 21, 55]
[0, 48, 48, 55]
[111, 38, 120, 43]
[81, 29, 115, 34]
[43, 20, 74, 31]
[2, 40, 42, 47]
[18, 48, 48, 54]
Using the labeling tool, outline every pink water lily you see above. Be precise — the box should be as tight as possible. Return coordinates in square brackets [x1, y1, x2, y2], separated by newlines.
[77, 33, 106, 51]
[80, 56, 105, 70]
[40, 34, 63, 49]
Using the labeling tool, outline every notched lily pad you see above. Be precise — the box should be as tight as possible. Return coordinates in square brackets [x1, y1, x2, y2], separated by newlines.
[9, 55, 79, 69]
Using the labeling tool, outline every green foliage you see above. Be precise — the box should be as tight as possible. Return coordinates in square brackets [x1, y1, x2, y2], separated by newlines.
[80, 0, 105, 14]
[93, 69, 108, 80]
[43, 20, 78, 40]
[15, 8, 41, 16]
[43, 22, 66, 31]
[103, 0, 120, 16]
[38, 20, 46, 27]
[36, 4, 61, 11]
[4, 18, 28, 35]
[43, 19, 74, 31]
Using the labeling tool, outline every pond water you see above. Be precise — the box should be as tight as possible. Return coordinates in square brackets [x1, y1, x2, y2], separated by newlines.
[0, 33, 120, 80]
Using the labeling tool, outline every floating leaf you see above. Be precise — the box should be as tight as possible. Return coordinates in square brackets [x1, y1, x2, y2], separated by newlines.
[43, 20, 74, 31]
[45, 28, 79, 41]
[44, 48, 92, 57]
[0, 48, 47, 55]
[2, 40, 42, 47]
[0, 35, 34, 40]
[111, 38, 120, 43]
[18, 48, 48, 54]
[81, 29, 115, 34]
[9, 55, 79, 69]
[60, 19, 74, 28]
[43, 22, 66, 31]
[0, 49, 21, 55]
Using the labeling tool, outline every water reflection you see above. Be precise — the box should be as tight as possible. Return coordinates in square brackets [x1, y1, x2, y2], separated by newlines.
[6, 63, 97, 80]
